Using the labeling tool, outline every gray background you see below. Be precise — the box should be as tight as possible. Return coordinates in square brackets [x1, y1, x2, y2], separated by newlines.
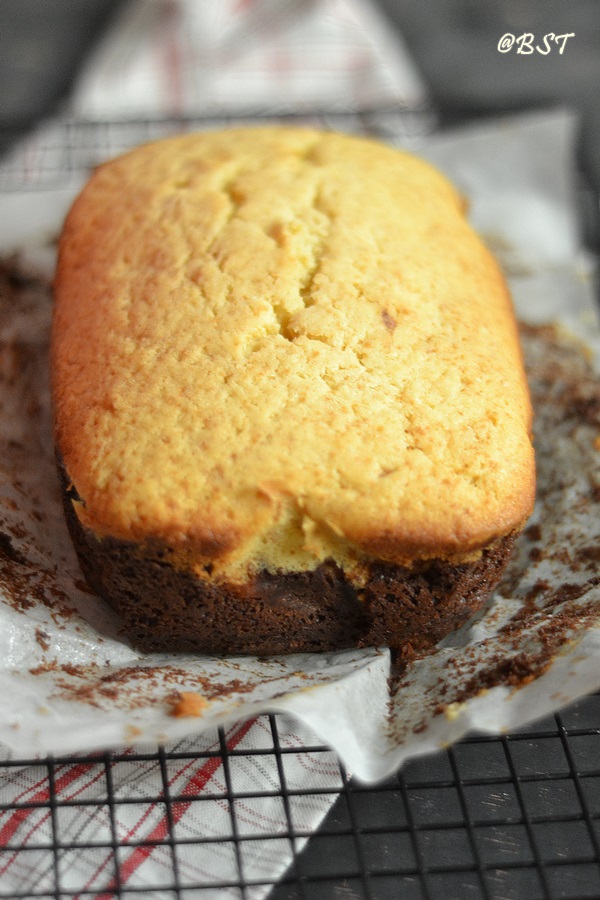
[0, 0, 598, 189]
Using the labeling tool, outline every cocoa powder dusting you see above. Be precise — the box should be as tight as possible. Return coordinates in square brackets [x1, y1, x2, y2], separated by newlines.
[0, 259, 92, 629]
[34, 627, 51, 651]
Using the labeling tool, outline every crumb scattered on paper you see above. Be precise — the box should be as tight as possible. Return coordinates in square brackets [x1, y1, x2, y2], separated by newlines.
[169, 691, 210, 718]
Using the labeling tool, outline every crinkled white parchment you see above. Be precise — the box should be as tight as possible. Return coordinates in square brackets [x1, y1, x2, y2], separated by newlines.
[0, 110, 598, 782]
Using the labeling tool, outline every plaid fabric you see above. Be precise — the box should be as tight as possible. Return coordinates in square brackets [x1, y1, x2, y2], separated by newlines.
[67, 0, 429, 118]
[0, 714, 344, 898]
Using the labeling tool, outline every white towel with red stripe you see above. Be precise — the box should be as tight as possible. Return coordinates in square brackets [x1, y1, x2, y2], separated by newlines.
[66, 0, 428, 118]
[0, 715, 347, 898]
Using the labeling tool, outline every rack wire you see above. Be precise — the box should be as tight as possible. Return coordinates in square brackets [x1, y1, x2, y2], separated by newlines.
[0, 698, 598, 899]
[0, 115, 599, 900]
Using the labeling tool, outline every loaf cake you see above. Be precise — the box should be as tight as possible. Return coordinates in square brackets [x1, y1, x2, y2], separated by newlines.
[51, 126, 535, 657]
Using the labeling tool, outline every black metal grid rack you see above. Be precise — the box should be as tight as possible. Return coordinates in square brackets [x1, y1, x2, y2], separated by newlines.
[0, 698, 598, 899]
[274, 695, 600, 900]
[1, 115, 599, 900]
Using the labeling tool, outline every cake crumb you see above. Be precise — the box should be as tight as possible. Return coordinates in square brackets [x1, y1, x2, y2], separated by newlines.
[124, 724, 142, 740]
[444, 701, 468, 721]
[169, 691, 209, 718]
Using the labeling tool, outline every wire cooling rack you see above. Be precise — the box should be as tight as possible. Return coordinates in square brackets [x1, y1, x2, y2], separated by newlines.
[0, 699, 599, 899]
[0, 115, 599, 900]
[0, 106, 432, 194]
[275, 695, 600, 900]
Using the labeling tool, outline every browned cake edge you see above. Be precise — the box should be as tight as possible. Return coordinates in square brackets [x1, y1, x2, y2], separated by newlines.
[59, 462, 517, 658]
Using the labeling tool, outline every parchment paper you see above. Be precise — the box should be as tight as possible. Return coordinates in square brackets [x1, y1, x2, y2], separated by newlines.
[0, 109, 598, 782]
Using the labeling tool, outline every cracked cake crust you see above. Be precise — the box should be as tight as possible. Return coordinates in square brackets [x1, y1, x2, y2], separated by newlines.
[52, 126, 535, 653]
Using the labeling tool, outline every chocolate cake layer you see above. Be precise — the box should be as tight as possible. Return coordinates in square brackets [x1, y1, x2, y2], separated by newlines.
[62, 472, 516, 656]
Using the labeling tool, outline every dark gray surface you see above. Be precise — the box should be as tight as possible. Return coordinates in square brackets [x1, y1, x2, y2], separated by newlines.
[271, 694, 600, 900]
[0, 0, 126, 126]
[377, 0, 600, 189]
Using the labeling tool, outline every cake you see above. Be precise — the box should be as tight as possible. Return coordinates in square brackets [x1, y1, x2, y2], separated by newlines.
[51, 126, 535, 656]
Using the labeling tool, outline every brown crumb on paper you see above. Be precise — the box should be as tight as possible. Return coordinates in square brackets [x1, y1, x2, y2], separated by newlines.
[35, 627, 51, 651]
[524, 523, 542, 543]
[124, 724, 143, 741]
[169, 691, 210, 718]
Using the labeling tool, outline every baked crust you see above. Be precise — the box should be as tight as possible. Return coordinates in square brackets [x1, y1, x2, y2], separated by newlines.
[52, 126, 535, 655]
[52, 127, 535, 580]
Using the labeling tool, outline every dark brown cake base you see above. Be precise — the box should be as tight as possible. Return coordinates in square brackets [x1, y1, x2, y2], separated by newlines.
[60, 471, 517, 657]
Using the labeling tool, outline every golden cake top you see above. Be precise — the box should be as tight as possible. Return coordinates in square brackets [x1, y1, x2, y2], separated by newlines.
[52, 126, 535, 575]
